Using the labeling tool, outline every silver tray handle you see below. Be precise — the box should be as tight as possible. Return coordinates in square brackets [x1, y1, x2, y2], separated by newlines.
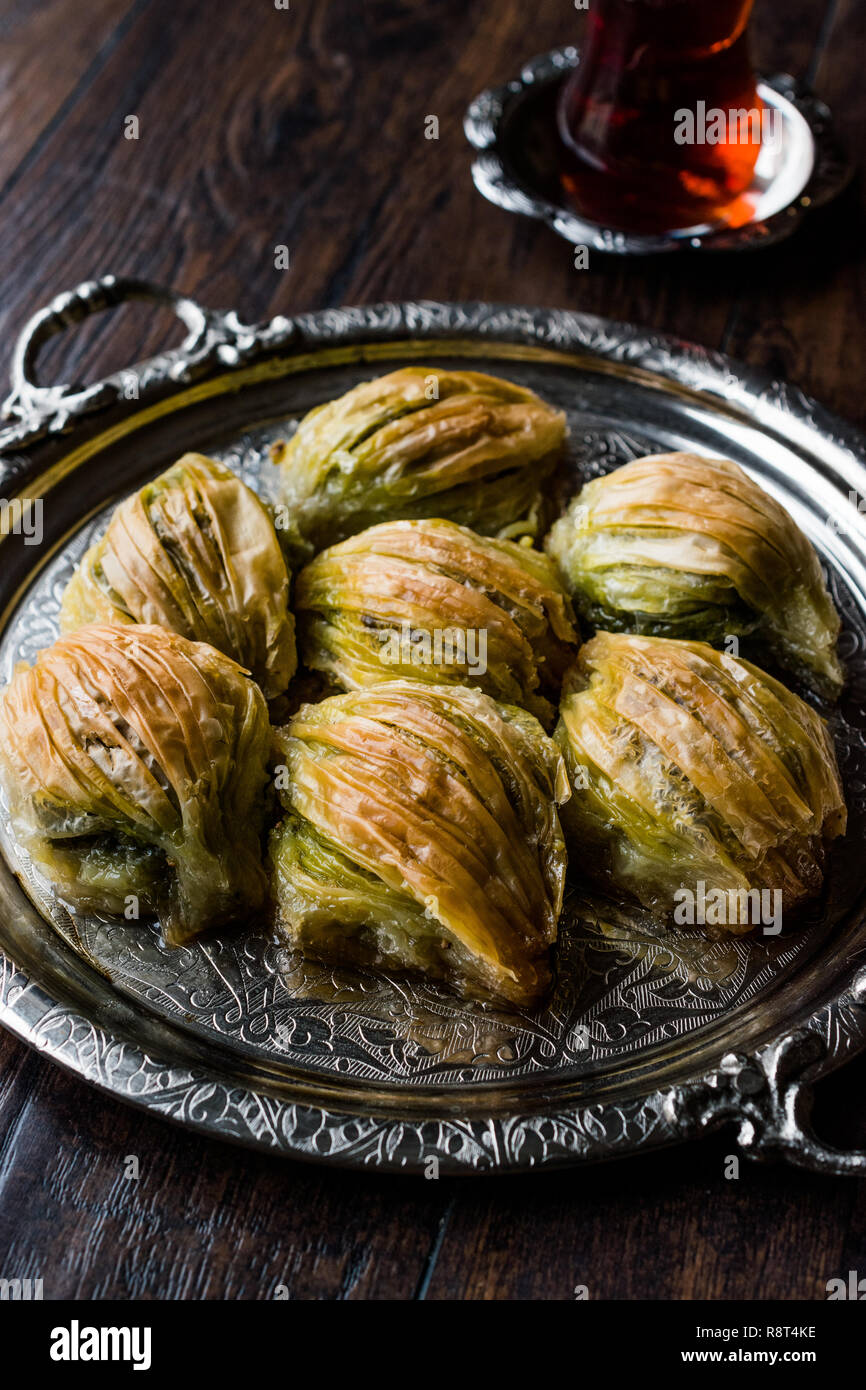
[744, 1028, 866, 1175]
[674, 1013, 866, 1175]
[1, 274, 294, 440]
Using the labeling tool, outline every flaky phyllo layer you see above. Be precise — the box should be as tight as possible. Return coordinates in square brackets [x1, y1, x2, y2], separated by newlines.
[270, 680, 571, 1007]
[295, 517, 579, 725]
[0, 624, 271, 944]
[555, 632, 847, 931]
[273, 367, 567, 560]
[60, 453, 297, 698]
[546, 453, 843, 696]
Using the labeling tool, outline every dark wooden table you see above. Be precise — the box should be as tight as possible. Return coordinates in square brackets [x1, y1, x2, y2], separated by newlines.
[1, 0, 866, 1301]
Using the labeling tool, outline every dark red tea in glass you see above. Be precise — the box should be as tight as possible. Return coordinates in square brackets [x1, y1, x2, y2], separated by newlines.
[558, 0, 762, 234]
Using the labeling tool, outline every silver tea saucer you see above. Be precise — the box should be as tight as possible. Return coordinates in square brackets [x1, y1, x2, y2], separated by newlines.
[464, 47, 853, 255]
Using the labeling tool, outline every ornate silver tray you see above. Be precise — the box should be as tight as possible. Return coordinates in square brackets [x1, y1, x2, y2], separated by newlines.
[1, 276, 866, 1175]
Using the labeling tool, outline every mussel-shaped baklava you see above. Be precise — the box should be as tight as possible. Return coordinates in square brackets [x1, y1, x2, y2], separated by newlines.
[294, 518, 579, 724]
[546, 453, 843, 695]
[273, 368, 566, 560]
[270, 681, 570, 1007]
[60, 453, 297, 698]
[0, 624, 272, 945]
[555, 632, 846, 932]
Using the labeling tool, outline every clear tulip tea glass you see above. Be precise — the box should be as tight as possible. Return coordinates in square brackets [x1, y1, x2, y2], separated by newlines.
[558, 0, 763, 234]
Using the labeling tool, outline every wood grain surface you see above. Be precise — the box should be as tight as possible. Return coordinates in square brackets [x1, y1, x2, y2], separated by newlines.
[1, 0, 865, 1301]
